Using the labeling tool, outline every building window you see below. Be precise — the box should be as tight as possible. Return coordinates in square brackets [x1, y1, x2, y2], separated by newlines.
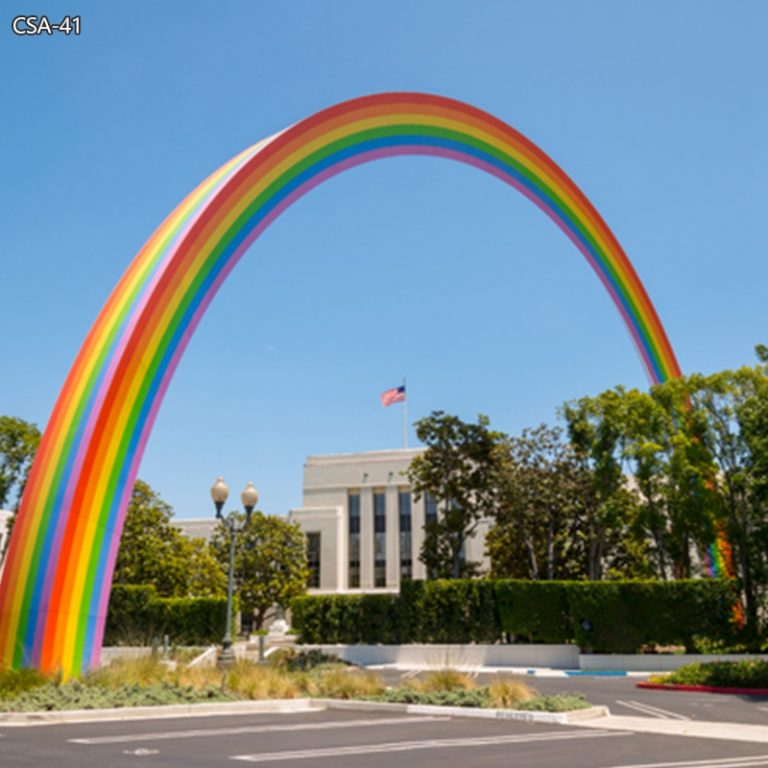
[348, 492, 360, 588]
[373, 490, 386, 587]
[306, 532, 321, 589]
[398, 490, 412, 581]
[425, 492, 438, 526]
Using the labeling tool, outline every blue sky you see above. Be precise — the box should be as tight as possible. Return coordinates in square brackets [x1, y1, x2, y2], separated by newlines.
[1, 1, 766, 519]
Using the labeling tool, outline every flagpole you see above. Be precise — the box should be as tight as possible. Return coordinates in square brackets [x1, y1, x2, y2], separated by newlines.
[402, 376, 408, 449]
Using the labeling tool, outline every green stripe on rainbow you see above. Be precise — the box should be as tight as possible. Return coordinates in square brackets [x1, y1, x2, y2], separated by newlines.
[0, 93, 682, 678]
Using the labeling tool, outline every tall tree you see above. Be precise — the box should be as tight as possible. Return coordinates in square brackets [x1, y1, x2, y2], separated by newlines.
[561, 391, 635, 580]
[679, 357, 768, 635]
[211, 511, 310, 630]
[0, 416, 41, 510]
[113, 479, 226, 598]
[408, 411, 507, 578]
[487, 425, 586, 580]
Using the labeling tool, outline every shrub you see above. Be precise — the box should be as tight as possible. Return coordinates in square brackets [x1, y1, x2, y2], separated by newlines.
[290, 594, 401, 644]
[105, 585, 231, 646]
[657, 660, 768, 689]
[371, 688, 490, 708]
[0, 667, 50, 698]
[103, 585, 158, 645]
[291, 578, 740, 652]
[567, 582, 643, 653]
[495, 581, 571, 643]
[518, 693, 590, 712]
[401, 580, 500, 643]
[568, 580, 738, 653]
[267, 648, 347, 672]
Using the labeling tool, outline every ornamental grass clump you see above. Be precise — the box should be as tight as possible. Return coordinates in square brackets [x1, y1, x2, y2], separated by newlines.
[311, 667, 385, 699]
[0, 667, 50, 699]
[487, 678, 536, 708]
[85, 655, 168, 689]
[408, 669, 476, 693]
[225, 661, 302, 700]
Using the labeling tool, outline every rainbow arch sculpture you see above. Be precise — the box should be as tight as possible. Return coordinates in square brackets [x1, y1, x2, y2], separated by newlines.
[0, 93, 682, 677]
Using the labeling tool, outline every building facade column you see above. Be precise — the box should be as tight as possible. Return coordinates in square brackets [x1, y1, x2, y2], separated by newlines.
[412, 493, 427, 580]
[385, 486, 400, 587]
[360, 487, 374, 588]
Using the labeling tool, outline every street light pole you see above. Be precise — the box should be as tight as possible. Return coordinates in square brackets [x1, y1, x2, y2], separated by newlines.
[220, 514, 237, 667]
[211, 477, 259, 669]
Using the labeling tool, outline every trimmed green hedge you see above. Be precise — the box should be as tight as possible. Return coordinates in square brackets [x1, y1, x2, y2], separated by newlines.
[401, 580, 501, 643]
[290, 594, 402, 644]
[495, 581, 571, 644]
[568, 580, 737, 653]
[105, 585, 232, 646]
[291, 579, 739, 652]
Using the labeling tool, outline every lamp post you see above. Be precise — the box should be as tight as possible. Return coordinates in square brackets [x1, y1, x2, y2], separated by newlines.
[211, 477, 259, 668]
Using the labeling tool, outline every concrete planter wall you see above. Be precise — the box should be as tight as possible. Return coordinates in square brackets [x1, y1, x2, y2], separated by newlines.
[313, 643, 580, 669]
[312, 645, 768, 672]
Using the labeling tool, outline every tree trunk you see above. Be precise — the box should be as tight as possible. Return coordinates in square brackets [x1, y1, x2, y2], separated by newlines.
[525, 534, 539, 580]
[546, 518, 555, 580]
[451, 541, 462, 579]
[255, 606, 267, 631]
[653, 529, 668, 580]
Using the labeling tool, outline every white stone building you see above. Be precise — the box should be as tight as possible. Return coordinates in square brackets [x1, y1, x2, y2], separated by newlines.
[288, 449, 491, 593]
[173, 517, 217, 542]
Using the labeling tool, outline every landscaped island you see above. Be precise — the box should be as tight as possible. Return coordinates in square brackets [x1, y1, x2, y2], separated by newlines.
[0, 651, 589, 713]
[640, 660, 768, 694]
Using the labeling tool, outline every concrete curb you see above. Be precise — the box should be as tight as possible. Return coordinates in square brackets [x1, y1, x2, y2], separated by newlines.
[0, 697, 607, 727]
[637, 681, 768, 696]
[316, 698, 608, 725]
[0, 698, 322, 726]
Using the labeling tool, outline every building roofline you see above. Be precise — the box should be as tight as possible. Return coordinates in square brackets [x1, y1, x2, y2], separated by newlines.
[305, 448, 424, 466]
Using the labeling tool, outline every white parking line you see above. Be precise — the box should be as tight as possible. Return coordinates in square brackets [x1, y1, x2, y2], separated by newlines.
[615, 700, 690, 720]
[68, 715, 448, 745]
[605, 755, 768, 768]
[231, 729, 626, 762]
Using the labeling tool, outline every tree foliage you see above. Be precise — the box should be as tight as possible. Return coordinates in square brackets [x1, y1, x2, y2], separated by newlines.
[113, 480, 226, 598]
[485, 344, 768, 639]
[211, 511, 310, 630]
[489, 424, 613, 580]
[0, 416, 41, 510]
[408, 411, 508, 578]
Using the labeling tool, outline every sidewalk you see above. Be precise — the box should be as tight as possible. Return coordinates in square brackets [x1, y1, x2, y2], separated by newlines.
[576, 715, 768, 744]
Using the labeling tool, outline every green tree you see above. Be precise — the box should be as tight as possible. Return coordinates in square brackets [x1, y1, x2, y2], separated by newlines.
[113, 480, 226, 598]
[0, 416, 41, 510]
[562, 386, 719, 581]
[408, 411, 507, 579]
[675, 355, 768, 635]
[561, 391, 637, 580]
[211, 511, 310, 630]
[488, 425, 592, 580]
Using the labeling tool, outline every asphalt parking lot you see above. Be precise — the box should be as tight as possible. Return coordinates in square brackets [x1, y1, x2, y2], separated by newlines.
[377, 668, 768, 724]
[4, 707, 768, 768]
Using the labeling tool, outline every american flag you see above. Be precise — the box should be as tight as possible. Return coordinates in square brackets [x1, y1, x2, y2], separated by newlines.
[380, 385, 406, 407]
